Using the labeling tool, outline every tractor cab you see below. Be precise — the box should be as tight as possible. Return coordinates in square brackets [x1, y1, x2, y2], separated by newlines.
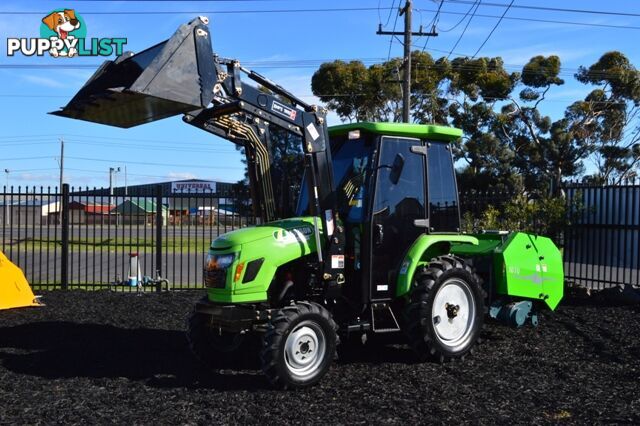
[298, 122, 463, 303]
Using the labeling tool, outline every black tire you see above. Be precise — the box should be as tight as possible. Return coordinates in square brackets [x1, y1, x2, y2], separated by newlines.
[186, 307, 255, 370]
[403, 255, 485, 363]
[261, 301, 338, 389]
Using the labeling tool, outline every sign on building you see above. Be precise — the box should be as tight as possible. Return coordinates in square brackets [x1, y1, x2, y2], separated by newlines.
[171, 181, 216, 193]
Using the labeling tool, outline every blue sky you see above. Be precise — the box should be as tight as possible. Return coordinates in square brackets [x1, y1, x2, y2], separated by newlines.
[1, 0, 639, 189]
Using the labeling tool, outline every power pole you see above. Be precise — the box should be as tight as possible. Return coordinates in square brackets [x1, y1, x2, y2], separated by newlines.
[109, 166, 121, 204]
[109, 167, 121, 194]
[376, 0, 437, 123]
[59, 138, 64, 191]
[59, 138, 64, 224]
[401, 1, 412, 123]
[4, 169, 8, 226]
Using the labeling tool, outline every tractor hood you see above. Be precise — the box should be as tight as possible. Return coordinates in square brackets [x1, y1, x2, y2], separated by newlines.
[211, 216, 321, 250]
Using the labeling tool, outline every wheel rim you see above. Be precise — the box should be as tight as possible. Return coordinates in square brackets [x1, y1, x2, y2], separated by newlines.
[284, 320, 326, 380]
[431, 278, 476, 351]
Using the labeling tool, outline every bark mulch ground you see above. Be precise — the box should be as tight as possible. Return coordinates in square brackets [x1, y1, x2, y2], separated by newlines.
[0, 291, 639, 424]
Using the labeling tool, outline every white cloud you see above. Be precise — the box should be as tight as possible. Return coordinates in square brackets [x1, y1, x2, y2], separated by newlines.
[167, 171, 197, 180]
[21, 74, 67, 88]
[545, 87, 591, 102]
[15, 172, 59, 182]
[496, 45, 595, 66]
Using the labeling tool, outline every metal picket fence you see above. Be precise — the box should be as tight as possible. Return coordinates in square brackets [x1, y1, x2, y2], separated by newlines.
[0, 184, 254, 290]
[2, 182, 639, 291]
[563, 180, 640, 289]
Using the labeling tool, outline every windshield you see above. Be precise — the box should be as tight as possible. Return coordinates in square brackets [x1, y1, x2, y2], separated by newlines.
[296, 135, 373, 223]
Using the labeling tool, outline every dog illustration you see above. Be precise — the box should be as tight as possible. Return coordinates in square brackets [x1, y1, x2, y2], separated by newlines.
[41, 9, 81, 57]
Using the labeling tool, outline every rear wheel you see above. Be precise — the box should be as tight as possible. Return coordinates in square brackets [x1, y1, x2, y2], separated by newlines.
[404, 255, 485, 362]
[261, 301, 338, 389]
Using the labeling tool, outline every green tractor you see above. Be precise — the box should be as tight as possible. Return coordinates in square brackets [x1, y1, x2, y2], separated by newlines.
[52, 17, 564, 389]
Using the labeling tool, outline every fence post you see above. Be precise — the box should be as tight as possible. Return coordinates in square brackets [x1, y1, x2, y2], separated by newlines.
[61, 183, 69, 290]
[155, 185, 163, 290]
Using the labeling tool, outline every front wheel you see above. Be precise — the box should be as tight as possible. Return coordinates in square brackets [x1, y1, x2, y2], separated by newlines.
[261, 301, 338, 389]
[403, 255, 485, 362]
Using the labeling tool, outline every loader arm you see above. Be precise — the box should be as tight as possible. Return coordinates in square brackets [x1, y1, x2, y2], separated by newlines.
[50, 16, 345, 282]
[182, 56, 335, 231]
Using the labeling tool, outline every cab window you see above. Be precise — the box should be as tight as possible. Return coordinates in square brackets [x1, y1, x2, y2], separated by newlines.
[427, 141, 460, 232]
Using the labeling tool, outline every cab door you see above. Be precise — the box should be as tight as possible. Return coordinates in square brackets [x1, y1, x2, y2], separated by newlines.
[369, 136, 427, 301]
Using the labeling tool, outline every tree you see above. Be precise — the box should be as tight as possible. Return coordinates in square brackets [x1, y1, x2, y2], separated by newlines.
[445, 57, 522, 190]
[311, 59, 402, 122]
[311, 51, 638, 193]
[570, 51, 640, 183]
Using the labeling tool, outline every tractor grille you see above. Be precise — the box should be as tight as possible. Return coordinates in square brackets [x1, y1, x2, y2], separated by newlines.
[204, 269, 227, 289]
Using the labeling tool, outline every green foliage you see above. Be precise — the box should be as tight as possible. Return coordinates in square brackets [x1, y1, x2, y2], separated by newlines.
[311, 60, 371, 121]
[311, 50, 640, 192]
[460, 205, 501, 233]
[461, 195, 571, 243]
[521, 55, 564, 88]
[311, 59, 402, 122]
[570, 51, 640, 183]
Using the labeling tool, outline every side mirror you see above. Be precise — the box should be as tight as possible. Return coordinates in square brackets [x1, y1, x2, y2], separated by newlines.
[389, 153, 405, 185]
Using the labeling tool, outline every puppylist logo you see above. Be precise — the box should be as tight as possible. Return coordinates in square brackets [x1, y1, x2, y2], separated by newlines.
[7, 9, 127, 58]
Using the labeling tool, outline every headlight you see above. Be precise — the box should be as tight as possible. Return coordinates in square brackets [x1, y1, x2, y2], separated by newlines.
[205, 253, 236, 270]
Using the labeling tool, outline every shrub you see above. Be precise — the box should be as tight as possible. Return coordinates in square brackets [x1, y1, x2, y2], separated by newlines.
[461, 194, 573, 244]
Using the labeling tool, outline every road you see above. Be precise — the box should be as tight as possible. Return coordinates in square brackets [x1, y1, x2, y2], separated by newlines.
[4, 250, 209, 289]
[1, 225, 234, 242]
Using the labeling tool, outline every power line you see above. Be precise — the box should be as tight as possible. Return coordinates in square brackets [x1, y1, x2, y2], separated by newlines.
[422, 0, 444, 50]
[471, 0, 513, 58]
[442, 0, 640, 18]
[447, 0, 480, 59]
[63, 139, 241, 154]
[64, 168, 204, 181]
[74, 0, 298, 1]
[66, 156, 244, 170]
[1, 6, 638, 30]
[0, 91, 629, 105]
[0, 7, 394, 15]
[379, 0, 397, 28]
[0, 57, 389, 71]
[437, 0, 478, 32]
[0, 134, 239, 151]
[387, 4, 402, 60]
[417, 7, 640, 31]
[7, 2, 640, 18]
[4, 156, 55, 161]
[3, 167, 60, 173]
[73, 0, 299, 2]
[0, 57, 633, 91]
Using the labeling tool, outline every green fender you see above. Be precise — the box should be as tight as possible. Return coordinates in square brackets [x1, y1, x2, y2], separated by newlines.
[395, 234, 479, 297]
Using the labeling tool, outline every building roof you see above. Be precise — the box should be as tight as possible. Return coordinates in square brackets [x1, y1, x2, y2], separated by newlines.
[0, 199, 59, 207]
[85, 204, 113, 214]
[71, 179, 235, 197]
[113, 199, 167, 213]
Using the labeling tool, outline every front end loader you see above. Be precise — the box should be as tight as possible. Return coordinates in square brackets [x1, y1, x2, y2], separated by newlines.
[52, 17, 564, 389]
